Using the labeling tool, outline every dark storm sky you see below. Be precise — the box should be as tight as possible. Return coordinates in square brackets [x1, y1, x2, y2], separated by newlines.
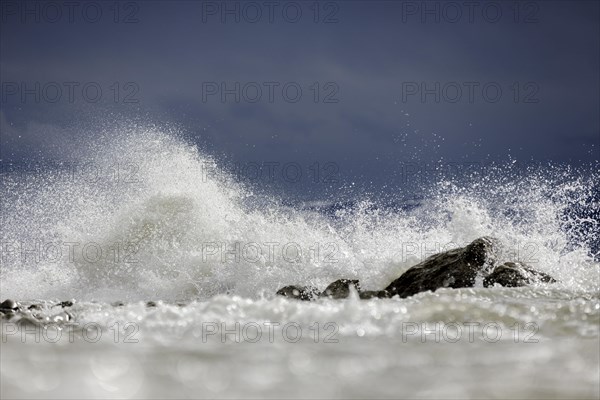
[0, 0, 598, 195]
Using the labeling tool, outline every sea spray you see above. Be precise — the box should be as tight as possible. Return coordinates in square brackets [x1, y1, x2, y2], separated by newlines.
[1, 125, 598, 301]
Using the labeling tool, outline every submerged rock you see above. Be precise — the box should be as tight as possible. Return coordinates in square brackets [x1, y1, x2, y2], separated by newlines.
[0, 299, 19, 311]
[320, 279, 361, 299]
[276, 285, 320, 301]
[0, 300, 19, 319]
[359, 290, 389, 299]
[276, 280, 388, 300]
[59, 300, 74, 308]
[1, 300, 75, 325]
[483, 262, 557, 287]
[276, 237, 557, 300]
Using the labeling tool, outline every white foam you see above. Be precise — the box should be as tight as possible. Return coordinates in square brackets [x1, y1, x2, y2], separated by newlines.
[1, 125, 598, 301]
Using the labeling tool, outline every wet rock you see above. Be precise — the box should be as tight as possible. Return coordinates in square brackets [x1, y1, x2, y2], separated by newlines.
[276, 280, 388, 300]
[52, 300, 74, 308]
[483, 262, 557, 288]
[384, 237, 501, 298]
[275, 237, 557, 300]
[0, 299, 19, 311]
[276, 285, 320, 301]
[359, 290, 389, 299]
[320, 279, 361, 299]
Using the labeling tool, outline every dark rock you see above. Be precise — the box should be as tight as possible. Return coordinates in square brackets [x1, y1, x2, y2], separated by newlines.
[276, 285, 320, 301]
[275, 237, 557, 300]
[52, 300, 74, 308]
[320, 279, 361, 299]
[0, 299, 18, 311]
[483, 262, 557, 288]
[276, 280, 389, 300]
[384, 237, 500, 298]
[112, 301, 125, 307]
[146, 301, 157, 307]
[359, 290, 389, 299]
[28, 304, 42, 310]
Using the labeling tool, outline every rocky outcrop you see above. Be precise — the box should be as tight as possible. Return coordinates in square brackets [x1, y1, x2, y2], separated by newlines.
[276, 237, 557, 300]
[384, 237, 499, 298]
[483, 262, 556, 287]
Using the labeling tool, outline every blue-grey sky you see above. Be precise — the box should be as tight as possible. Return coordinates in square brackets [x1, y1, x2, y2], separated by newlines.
[1, 0, 598, 196]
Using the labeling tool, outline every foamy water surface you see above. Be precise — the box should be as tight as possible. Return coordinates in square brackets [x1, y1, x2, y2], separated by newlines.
[1, 127, 598, 398]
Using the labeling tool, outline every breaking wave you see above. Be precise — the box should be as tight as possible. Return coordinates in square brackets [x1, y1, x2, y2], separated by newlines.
[1, 125, 598, 301]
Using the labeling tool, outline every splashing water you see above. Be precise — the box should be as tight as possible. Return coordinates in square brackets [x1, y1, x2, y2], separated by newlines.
[1, 125, 599, 399]
[0, 126, 598, 302]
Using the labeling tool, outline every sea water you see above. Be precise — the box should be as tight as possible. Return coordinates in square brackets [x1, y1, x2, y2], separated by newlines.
[1, 126, 598, 399]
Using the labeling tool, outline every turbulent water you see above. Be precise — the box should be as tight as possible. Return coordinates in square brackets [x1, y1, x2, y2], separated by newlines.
[1, 126, 599, 399]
